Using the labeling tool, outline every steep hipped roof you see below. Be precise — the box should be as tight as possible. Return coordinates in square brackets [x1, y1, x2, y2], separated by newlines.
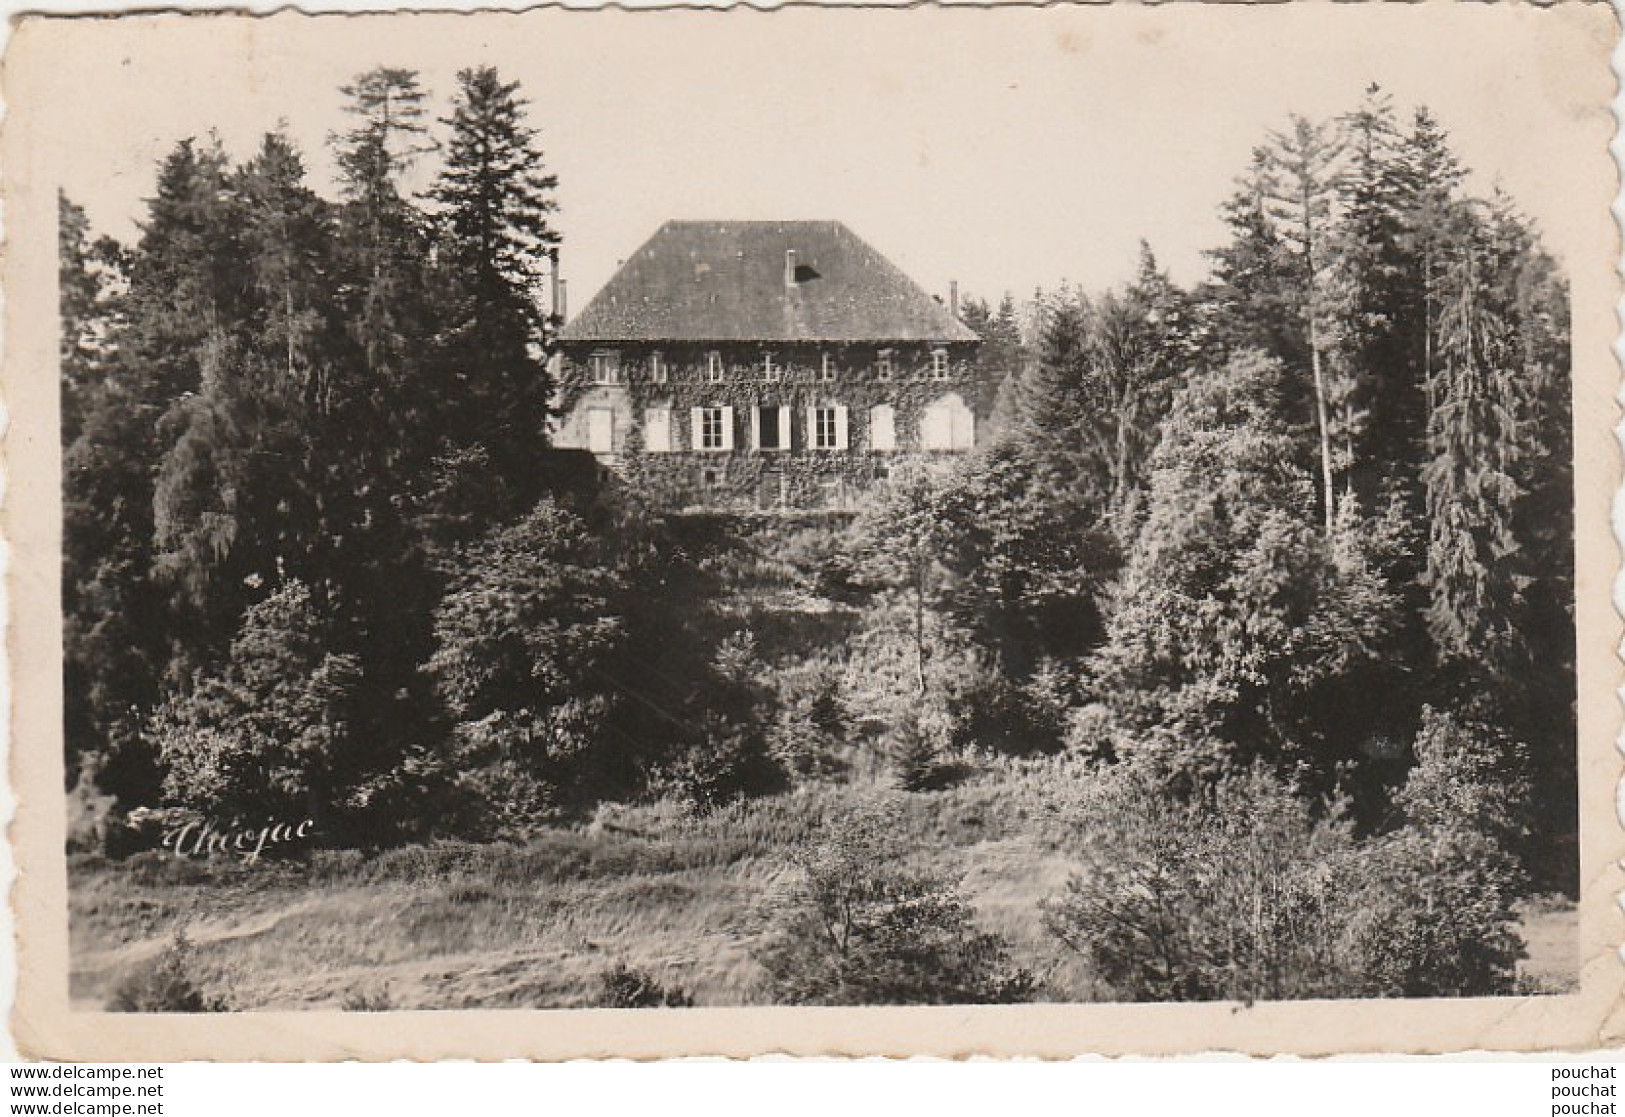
[559, 220, 979, 344]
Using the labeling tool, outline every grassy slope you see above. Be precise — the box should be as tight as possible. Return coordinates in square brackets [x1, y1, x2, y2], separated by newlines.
[67, 770, 1577, 1011]
[70, 772, 1096, 1010]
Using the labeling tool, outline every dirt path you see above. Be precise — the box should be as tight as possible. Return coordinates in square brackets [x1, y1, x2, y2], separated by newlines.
[74, 896, 331, 977]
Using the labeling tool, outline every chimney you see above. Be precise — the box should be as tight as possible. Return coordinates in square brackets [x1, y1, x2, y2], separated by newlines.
[785, 249, 798, 288]
[558, 279, 568, 324]
[950, 280, 960, 321]
[550, 249, 562, 324]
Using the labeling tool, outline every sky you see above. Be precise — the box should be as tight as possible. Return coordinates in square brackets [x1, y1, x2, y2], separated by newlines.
[23, 3, 1614, 312]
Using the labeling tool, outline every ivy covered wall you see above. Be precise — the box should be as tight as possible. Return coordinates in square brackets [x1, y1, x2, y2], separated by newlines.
[555, 341, 986, 509]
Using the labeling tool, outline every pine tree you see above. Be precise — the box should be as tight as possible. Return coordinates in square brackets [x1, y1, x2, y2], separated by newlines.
[1262, 116, 1346, 533]
[1086, 244, 1187, 542]
[1332, 84, 1416, 498]
[958, 292, 1026, 428]
[1422, 202, 1526, 670]
[426, 65, 562, 518]
[329, 67, 438, 483]
[63, 138, 242, 801]
[1010, 287, 1111, 516]
[124, 137, 245, 403]
[59, 191, 127, 445]
[333, 67, 434, 268]
[237, 131, 341, 409]
[1399, 105, 1467, 458]
[322, 69, 446, 769]
[1202, 148, 1307, 374]
[150, 133, 339, 641]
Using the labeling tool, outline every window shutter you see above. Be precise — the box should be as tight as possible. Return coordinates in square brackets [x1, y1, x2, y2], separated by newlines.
[806, 406, 818, 450]
[834, 405, 849, 451]
[645, 408, 670, 453]
[921, 407, 939, 449]
[750, 404, 763, 450]
[587, 408, 614, 454]
[777, 406, 791, 451]
[870, 405, 896, 452]
[720, 405, 735, 451]
[690, 407, 706, 451]
[953, 407, 975, 450]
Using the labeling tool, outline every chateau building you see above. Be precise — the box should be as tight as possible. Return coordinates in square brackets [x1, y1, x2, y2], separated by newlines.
[553, 220, 984, 509]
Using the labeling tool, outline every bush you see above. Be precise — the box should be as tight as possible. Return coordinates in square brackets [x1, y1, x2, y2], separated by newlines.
[950, 664, 1067, 756]
[342, 985, 396, 1012]
[890, 712, 945, 791]
[651, 630, 786, 811]
[1043, 760, 1526, 1003]
[766, 657, 850, 782]
[1396, 706, 1531, 851]
[1044, 766, 1356, 1002]
[151, 581, 360, 824]
[108, 931, 227, 1013]
[754, 796, 1033, 1005]
[594, 963, 695, 1008]
[1340, 708, 1530, 997]
[1342, 825, 1525, 997]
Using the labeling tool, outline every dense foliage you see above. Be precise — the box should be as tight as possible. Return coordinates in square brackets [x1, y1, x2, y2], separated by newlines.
[1043, 744, 1526, 1002]
[62, 67, 779, 842]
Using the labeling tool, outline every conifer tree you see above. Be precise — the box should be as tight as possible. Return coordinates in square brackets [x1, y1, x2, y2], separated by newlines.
[958, 292, 1026, 427]
[63, 137, 241, 800]
[1400, 106, 1467, 454]
[1422, 202, 1526, 670]
[1262, 116, 1346, 533]
[151, 132, 338, 641]
[1010, 287, 1109, 514]
[59, 191, 127, 446]
[1332, 84, 1416, 497]
[1086, 244, 1187, 541]
[1203, 149, 1306, 374]
[330, 67, 437, 483]
[237, 131, 341, 407]
[427, 65, 562, 516]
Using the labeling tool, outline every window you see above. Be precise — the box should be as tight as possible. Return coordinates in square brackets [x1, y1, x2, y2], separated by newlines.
[643, 407, 672, 453]
[931, 349, 949, 380]
[691, 405, 734, 451]
[808, 404, 848, 451]
[821, 352, 836, 382]
[589, 351, 621, 386]
[876, 349, 894, 380]
[761, 352, 780, 382]
[706, 351, 725, 383]
[701, 408, 725, 450]
[869, 404, 896, 452]
[754, 405, 789, 452]
[650, 351, 668, 384]
[814, 408, 837, 449]
[586, 408, 614, 454]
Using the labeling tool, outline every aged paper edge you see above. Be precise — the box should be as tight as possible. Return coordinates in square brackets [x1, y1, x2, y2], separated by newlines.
[3, 2, 1622, 1061]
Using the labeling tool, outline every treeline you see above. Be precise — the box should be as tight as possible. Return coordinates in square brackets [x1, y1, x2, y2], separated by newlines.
[842, 85, 1573, 888]
[62, 66, 779, 846]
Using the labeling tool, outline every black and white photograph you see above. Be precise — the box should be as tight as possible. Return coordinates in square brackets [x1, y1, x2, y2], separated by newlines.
[7, 1, 1620, 1059]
